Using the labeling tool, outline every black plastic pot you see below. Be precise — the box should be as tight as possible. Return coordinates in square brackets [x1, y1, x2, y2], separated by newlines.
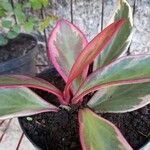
[0, 33, 37, 75]
[18, 68, 150, 150]
[19, 68, 59, 150]
[19, 119, 42, 150]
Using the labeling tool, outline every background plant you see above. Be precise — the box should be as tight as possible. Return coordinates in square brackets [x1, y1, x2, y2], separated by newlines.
[0, 0, 149, 149]
[0, 0, 58, 46]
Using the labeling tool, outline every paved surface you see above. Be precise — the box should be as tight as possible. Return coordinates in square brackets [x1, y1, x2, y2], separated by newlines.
[0, 0, 150, 149]
[0, 119, 35, 150]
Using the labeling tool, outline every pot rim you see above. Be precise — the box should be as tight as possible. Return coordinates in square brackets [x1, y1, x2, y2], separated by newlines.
[0, 33, 37, 72]
[18, 118, 42, 150]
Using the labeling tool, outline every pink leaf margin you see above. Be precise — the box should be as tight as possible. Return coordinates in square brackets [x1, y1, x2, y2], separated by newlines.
[72, 54, 150, 103]
[0, 108, 57, 120]
[0, 87, 59, 120]
[0, 75, 66, 105]
[73, 78, 150, 104]
[64, 19, 125, 98]
[48, 19, 88, 83]
[78, 108, 132, 150]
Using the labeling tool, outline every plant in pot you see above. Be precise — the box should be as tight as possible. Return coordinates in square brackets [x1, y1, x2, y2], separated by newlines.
[0, 0, 57, 75]
[0, 0, 150, 149]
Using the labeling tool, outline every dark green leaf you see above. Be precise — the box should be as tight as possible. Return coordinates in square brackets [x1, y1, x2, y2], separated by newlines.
[1, 20, 12, 28]
[0, 0, 12, 12]
[0, 4, 6, 17]
[14, 3, 26, 23]
[7, 31, 18, 39]
[12, 24, 20, 34]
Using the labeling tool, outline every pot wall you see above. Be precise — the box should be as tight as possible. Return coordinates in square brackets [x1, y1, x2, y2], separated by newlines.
[0, 33, 37, 75]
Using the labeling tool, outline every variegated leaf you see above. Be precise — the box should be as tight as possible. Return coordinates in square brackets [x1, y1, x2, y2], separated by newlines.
[48, 19, 88, 93]
[73, 55, 150, 103]
[0, 75, 65, 104]
[94, 0, 133, 69]
[0, 87, 58, 120]
[88, 82, 150, 113]
[64, 20, 125, 98]
[79, 108, 132, 150]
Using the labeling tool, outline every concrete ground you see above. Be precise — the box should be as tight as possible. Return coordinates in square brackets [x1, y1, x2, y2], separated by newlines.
[0, 119, 35, 150]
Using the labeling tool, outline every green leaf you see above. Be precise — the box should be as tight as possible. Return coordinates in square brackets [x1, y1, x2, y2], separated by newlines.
[14, 3, 26, 23]
[73, 55, 150, 103]
[23, 2, 31, 8]
[29, 0, 42, 10]
[0, 87, 58, 119]
[23, 20, 34, 32]
[1, 20, 12, 28]
[28, 16, 38, 24]
[88, 82, 150, 113]
[7, 31, 18, 39]
[0, 0, 12, 12]
[94, 0, 133, 69]
[39, 15, 58, 31]
[79, 108, 132, 150]
[0, 4, 6, 17]
[39, 0, 49, 7]
[0, 9, 5, 17]
[0, 35, 8, 46]
[12, 24, 20, 34]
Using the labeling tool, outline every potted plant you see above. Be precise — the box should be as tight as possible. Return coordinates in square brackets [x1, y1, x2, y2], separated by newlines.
[0, 0, 57, 75]
[0, 0, 149, 149]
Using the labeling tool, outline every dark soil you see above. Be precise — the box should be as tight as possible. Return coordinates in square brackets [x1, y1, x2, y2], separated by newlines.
[0, 33, 36, 63]
[101, 105, 150, 149]
[19, 68, 150, 150]
[20, 108, 81, 150]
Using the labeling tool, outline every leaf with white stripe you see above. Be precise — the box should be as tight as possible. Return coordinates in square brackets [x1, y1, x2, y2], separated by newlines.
[0, 87, 58, 119]
[48, 19, 88, 93]
[79, 108, 132, 150]
[73, 55, 150, 103]
[88, 82, 150, 113]
[0, 75, 64, 104]
[94, 0, 133, 69]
